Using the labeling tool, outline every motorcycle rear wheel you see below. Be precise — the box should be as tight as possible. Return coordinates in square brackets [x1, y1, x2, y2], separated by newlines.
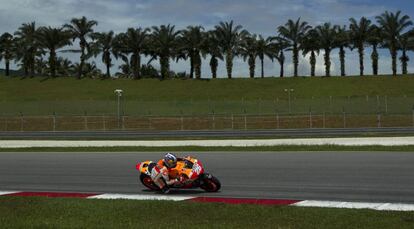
[140, 173, 160, 191]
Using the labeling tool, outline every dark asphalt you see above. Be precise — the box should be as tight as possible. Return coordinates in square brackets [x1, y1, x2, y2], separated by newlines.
[1, 152, 414, 203]
[1, 127, 414, 139]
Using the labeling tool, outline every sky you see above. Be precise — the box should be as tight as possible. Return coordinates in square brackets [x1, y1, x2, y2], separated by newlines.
[0, 0, 413, 77]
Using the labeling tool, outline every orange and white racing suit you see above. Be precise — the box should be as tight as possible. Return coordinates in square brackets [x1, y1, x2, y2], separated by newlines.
[150, 164, 176, 190]
[150, 159, 186, 190]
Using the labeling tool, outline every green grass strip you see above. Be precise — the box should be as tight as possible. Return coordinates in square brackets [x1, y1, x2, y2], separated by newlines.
[0, 197, 413, 228]
[0, 145, 414, 152]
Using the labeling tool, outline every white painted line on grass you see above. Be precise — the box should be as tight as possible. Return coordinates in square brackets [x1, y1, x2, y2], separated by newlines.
[293, 200, 414, 211]
[88, 193, 194, 201]
[1, 136, 414, 148]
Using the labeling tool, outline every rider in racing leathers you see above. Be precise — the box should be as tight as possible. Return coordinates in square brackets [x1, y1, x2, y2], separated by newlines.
[150, 153, 185, 194]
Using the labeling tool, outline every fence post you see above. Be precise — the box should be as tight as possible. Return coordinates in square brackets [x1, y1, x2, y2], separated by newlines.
[323, 112, 326, 128]
[84, 112, 88, 130]
[244, 110, 247, 130]
[385, 96, 388, 114]
[412, 107, 414, 127]
[309, 108, 312, 129]
[102, 115, 106, 131]
[376, 95, 380, 112]
[212, 112, 216, 130]
[181, 116, 184, 131]
[276, 113, 279, 129]
[342, 108, 346, 128]
[20, 112, 24, 132]
[377, 112, 381, 128]
[53, 112, 56, 132]
[122, 116, 125, 130]
[231, 114, 234, 130]
[329, 96, 332, 113]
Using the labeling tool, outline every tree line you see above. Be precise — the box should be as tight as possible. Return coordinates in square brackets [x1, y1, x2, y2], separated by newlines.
[0, 11, 413, 79]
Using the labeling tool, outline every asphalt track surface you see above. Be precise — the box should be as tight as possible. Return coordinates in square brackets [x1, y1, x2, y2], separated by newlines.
[1, 127, 414, 139]
[1, 152, 413, 203]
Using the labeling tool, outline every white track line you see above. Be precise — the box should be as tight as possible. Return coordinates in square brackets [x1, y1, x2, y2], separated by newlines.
[0, 191, 20, 196]
[1, 136, 414, 148]
[293, 200, 414, 211]
[89, 193, 194, 201]
[2, 190, 414, 211]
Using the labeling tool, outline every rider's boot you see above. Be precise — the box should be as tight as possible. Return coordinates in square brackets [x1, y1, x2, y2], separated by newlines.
[161, 185, 170, 194]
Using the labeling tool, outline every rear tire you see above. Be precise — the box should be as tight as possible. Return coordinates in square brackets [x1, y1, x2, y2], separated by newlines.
[140, 173, 160, 191]
[201, 175, 221, 192]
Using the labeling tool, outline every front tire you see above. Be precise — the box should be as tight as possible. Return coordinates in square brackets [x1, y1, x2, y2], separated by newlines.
[200, 175, 221, 192]
[140, 173, 160, 191]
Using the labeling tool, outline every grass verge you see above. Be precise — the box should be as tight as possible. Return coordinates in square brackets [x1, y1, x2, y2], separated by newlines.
[0, 197, 413, 228]
[1, 75, 414, 116]
[1, 145, 414, 152]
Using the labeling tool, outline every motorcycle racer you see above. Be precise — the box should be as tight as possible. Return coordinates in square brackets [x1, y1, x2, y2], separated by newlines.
[157, 153, 187, 180]
[149, 153, 186, 193]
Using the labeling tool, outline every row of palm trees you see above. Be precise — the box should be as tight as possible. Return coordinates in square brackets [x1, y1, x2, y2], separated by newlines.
[0, 11, 413, 79]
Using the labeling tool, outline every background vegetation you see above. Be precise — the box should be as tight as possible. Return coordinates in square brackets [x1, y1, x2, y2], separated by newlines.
[0, 11, 413, 79]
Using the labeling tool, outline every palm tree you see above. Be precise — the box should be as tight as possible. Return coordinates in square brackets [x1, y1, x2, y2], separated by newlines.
[141, 64, 159, 78]
[316, 23, 338, 77]
[64, 16, 98, 79]
[256, 35, 276, 78]
[82, 61, 102, 78]
[335, 26, 350, 76]
[14, 22, 39, 77]
[300, 29, 320, 77]
[149, 25, 181, 79]
[91, 31, 117, 78]
[398, 30, 414, 75]
[180, 26, 205, 79]
[376, 11, 413, 76]
[116, 27, 149, 79]
[277, 49, 286, 78]
[278, 18, 311, 77]
[270, 37, 289, 78]
[35, 55, 47, 76]
[215, 21, 248, 79]
[349, 17, 372, 76]
[36, 26, 72, 77]
[367, 25, 383, 75]
[203, 31, 223, 79]
[240, 34, 258, 78]
[56, 57, 74, 76]
[116, 62, 131, 78]
[0, 33, 15, 76]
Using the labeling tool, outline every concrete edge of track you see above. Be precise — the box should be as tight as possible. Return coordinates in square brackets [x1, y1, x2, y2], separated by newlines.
[0, 136, 414, 148]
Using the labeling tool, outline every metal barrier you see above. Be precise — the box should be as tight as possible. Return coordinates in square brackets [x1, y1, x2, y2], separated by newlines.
[0, 113, 413, 131]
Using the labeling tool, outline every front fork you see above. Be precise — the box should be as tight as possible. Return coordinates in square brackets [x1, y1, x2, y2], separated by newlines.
[199, 173, 212, 185]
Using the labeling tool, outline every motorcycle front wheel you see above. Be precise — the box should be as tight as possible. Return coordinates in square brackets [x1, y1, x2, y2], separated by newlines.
[200, 174, 221, 192]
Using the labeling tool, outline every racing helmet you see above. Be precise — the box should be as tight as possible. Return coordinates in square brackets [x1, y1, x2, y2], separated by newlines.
[164, 153, 177, 168]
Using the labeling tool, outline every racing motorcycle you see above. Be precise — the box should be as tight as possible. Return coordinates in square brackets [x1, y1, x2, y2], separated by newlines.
[136, 156, 221, 192]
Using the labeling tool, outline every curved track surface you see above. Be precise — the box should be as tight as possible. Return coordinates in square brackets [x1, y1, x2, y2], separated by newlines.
[0, 152, 413, 203]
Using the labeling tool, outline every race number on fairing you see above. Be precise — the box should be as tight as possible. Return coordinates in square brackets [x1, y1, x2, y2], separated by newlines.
[192, 162, 202, 175]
